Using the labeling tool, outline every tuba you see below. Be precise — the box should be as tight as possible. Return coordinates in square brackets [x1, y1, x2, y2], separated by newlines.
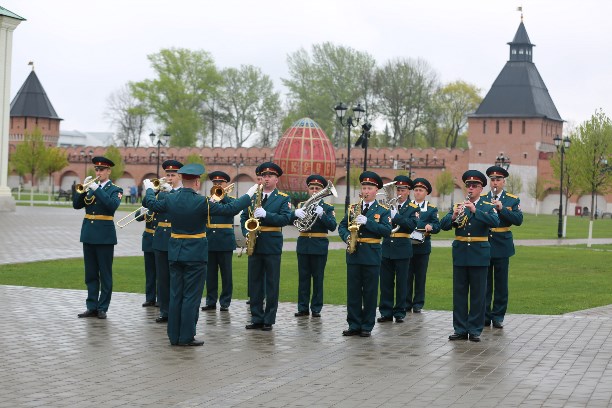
[346, 196, 363, 254]
[376, 181, 400, 233]
[452, 192, 472, 229]
[245, 184, 263, 256]
[210, 183, 235, 202]
[293, 181, 338, 232]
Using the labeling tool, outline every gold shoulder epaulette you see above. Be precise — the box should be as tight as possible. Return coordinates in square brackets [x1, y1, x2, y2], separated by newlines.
[482, 201, 493, 205]
[379, 204, 389, 210]
[428, 203, 437, 208]
[278, 191, 288, 197]
[409, 202, 418, 208]
[480, 193, 487, 197]
[506, 193, 518, 199]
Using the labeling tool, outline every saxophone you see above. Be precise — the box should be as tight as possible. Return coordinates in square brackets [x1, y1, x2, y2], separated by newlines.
[346, 196, 363, 254]
[452, 192, 472, 229]
[293, 180, 338, 232]
[245, 184, 263, 256]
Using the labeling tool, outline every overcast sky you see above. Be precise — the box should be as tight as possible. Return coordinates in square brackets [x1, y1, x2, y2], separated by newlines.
[3, 0, 611, 139]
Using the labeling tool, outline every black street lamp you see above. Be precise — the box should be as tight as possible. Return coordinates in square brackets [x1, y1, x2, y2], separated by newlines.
[553, 135, 571, 238]
[335, 102, 365, 213]
[495, 153, 511, 170]
[354, 122, 372, 171]
[80, 149, 93, 178]
[149, 132, 170, 178]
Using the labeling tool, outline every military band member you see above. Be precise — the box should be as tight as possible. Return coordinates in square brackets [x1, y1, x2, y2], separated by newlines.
[73, 156, 123, 319]
[378, 175, 419, 323]
[152, 160, 183, 323]
[246, 164, 264, 305]
[339, 171, 392, 337]
[408, 178, 441, 313]
[143, 164, 257, 346]
[241, 162, 292, 331]
[201, 171, 236, 312]
[292, 174, 338, 318]
[135, 203, 160, 307]
[484, 166, 523, 329]
[440, 170, 499, 342]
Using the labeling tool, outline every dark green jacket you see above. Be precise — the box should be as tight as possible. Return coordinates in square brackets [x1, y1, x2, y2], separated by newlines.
[73, 180, 122, 245]
[135, 207, 158, 252]
[484, 190, 523, 258]
[339, 200, 392, 266]
[240, 189, 292, 255]
[207, 195, 237, 252]
[143, 188, 250, 262]
[411, 201, 441, 255]
[382, 201, 419, 259]
[151, 189, 177, 252]
[291, 201, 337, 255]
[440, 199, 500, 266]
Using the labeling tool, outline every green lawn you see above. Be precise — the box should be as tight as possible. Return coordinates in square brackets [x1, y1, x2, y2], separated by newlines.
[1, 245, 611, 315]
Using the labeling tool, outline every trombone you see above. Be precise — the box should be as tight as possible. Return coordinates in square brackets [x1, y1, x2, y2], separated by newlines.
[116, 206, 151, 228]
[75, 176, 100, 194]
[210, 183, 235, 202]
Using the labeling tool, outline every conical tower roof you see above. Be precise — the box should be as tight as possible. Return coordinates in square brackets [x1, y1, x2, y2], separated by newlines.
[470, 21, 562, 121]
[10, 70, 62, 120]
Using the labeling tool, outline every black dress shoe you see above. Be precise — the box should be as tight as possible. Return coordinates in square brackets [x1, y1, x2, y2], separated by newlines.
[492, 321, 503, 329]
[294, 311, 309, 317]
[245, 323, 264, 330]
[359, 331, 371, 337]
[377, 316, 393, 323]
[395, 317, 404, 323]
[142, 300, 156, 307]
[311, 312, 321, 317]
[448, 332, 468, 341]
[246, 300, 251, 304]
[261, 324, 273, 331]
[342, 329, 361, 336]
[97, 311, 107, 319]
[77, 309, 98, 318]
[412, 308, 422, 313]
[469, 334, 481, 342]
[220, 306, 229, 311]
[155, 302, 159, 307]
[155, 316, 168, 323]
[484, 320, 491, 326]
[201, 304, 216, 311]
[178, 339, 205, 346]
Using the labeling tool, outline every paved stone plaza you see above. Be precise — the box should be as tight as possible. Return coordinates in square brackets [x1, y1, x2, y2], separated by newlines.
[1, 206, 612, 407]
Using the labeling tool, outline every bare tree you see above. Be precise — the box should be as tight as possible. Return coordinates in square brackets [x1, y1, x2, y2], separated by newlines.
[105, 84, 148, 147]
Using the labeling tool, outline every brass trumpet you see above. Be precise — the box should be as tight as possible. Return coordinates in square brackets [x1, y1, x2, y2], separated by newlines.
[116, 206, 151, 228]
[210, 183, 235, 202]
[452, 192, 472, 229]
[76, 176, 100, 194]
[152, 178, 167, 190]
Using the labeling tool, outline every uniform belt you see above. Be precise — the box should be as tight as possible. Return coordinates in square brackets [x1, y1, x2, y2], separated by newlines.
[259, 226, 282, 232]
[206, 223, 233, 229]
[299, 232, 328, 238]
[171, 232, 206, 239]
[357, 238, 382, 244]
[158, 222, 171, 228]
[144, 228, 155, 234]
[455, 236, 488, 242]
[490, 227, 511, 232]
[390, 233, 410, 238]
[84, 214, 113, 221]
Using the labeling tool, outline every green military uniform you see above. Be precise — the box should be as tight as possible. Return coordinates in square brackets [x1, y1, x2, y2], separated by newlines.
[408, 178, 441, 312]
[339, 171, 392, 336]
[73, 157, 122, 318]
[143, 164, 252, 346]
[291, 174, 337, 316]
[440, 170, 499, 340]
[484, 166, 523, 327]
[135, 207, 158, 306]
[379, 179, 419, 321]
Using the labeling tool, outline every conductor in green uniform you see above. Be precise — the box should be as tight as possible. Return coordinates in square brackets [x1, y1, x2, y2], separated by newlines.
[291, 174, 337, 318]
[73, 156, 123, 319]
[339, 171, 392, 337]
[143, 164, 258, 346]
[484, 166, 523, 329]
[440, 170, 499, 342]
[241, 162, 292, 331]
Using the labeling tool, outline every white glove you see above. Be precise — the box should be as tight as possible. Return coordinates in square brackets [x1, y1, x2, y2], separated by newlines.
[315, 205, 324, 218]
[246, 184, 259, 197]
[83, 175, 93, 184]
[161, 183, 172, 192]
[356, 214, 368, 225]
[295, 208, 306, 219]
[143, 179, 154, 191]
[390, 209, 398, 218]
[89, 181, 99, 191]
[254, 207, 266, 218]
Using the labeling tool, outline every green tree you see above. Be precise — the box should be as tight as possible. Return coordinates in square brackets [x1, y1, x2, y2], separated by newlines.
[436, 81, 482, 148]
[9, 129, 47, 204]
[505, 174, 523, 195]
[42, 147, 69, 200]
[184, 153, 207, 180]
[527, 176, 547, 216]
[435, 170, 454, 210]
[105, 84, 149, 147]
[551, 133, 581, 223]
[131, 48, 222, 147]
[104, 146, 125, 182]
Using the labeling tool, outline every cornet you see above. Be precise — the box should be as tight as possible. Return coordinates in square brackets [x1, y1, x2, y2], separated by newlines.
[210, 183, 235, 202]
[116, 206, 151, 228]
[76, 176, 100, 194]
[151, 178, 167, 190]
[452, 192, 472, 229]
